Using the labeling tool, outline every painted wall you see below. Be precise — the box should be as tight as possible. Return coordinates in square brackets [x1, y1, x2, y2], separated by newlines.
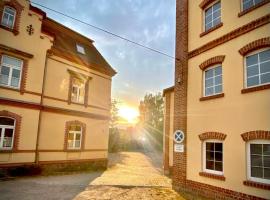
[186, 22, 270, 200]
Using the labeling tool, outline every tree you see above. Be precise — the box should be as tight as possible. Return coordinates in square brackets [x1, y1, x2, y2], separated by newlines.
[109, 99, 120, 152]
[110, 99, 119, 129]
[139, 92, 164, 150]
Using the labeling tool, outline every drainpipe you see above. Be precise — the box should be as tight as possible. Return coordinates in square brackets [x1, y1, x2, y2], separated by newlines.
[35, 52, 49, 164]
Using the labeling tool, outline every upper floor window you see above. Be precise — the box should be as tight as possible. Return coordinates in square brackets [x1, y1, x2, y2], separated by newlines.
[1, 6, 16, 29]
[247, 140, 270, 184]
[67, 124, 82, 149]
[0, 55, 23, 89]
[242, 0, 264, 11]
[71, 78, 85, 104]
[245, 49, 270, 88]
[203, 140, 223, 175]
[204, 65, 222, 96]
[204, 1, 221, 31]
[76, 44, 85, 54]
[0, 117, 15, 150]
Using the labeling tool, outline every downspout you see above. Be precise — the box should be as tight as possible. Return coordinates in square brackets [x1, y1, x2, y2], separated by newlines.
[35, 51, 49, 164]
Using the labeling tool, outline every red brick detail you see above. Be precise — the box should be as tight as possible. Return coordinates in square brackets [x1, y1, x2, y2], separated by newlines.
[199, 132, 227, 141]
[241, 130, 270, 142]
[238, 0, 270, 17]
[173, 0, 188, 188]
[163, 93, 171, 174]
[242, 84, 270, 94]
[200, 22, 223, 37]
[199, 172, 225, 181]
[64, 120, 86, 151]
[199, 0, 217, 9]
[0, 0, 24, 35]
[243, 180, 270, 190]
[174, 180, 266, 200]
[189, 14, 270, 58]
[200, 93, 224, 101]
[0, 110, 22, 152]
[199, 55, 225, 70]
[239, 37, 270, 56]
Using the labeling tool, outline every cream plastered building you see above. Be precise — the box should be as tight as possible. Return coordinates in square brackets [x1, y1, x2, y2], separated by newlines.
[0, 0, 116, 168]
[164, 0, 270, 199]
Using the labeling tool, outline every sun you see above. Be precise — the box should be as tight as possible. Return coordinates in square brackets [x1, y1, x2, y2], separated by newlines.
[118, 105, 139, 124]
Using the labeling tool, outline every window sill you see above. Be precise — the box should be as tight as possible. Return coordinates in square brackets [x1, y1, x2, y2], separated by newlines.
[65, 149, 82, 152]
[243, 180, 270, 190]
[71, 101, 87, 108]
[0, 149, 14, 153]
[200, 23, 223, 37]
[199, 172, 225, 181]
[241, 84, 270, 94]
[0, 24, 19, 35]
[238, 0, 270, 17]
[200, 93, 224, 101]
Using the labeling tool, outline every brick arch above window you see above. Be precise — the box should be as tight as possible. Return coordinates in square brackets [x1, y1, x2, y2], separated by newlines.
[0, 110, 22, 151]
[239, 37, 270, 56]
[0, 0, 24, 35]
[199, 0, 217, 9]
[199, 55, 225, 70]
[198, 132, 227, 141]
[64, 120, 86, 151]
[241, 130, 270, 142]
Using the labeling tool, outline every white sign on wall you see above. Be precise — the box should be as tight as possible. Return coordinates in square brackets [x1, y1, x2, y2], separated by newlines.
[174, 130, 185, 144]
[174, 144, 184, 152]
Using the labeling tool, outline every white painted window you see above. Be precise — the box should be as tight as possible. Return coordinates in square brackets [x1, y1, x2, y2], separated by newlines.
[247, 140, 270, 184]
[67, 124, 82, 149]
[76, 44, 85, 54]
[0, 117, 15, 150]
[204, 65, 222, 96]
[242, 0, 264, 11]
[203, 140, 223, 175]
[204, 1, 221, 31]
[1, 6, 16, 29]
[245, 48, 270, 88]
[0, 55, 23, 89]
[71, 78, 85, 104]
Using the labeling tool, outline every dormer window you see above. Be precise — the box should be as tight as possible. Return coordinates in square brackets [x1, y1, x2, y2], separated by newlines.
[1, 6, 16, 29]
[76, 44, 85, 54]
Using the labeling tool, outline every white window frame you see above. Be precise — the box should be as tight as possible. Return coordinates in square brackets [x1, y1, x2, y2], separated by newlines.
[244, 48, 270, 89]
[67, 128, 82, 150]
[203, 139, 224, 175]
[247, 140, 270, 184]
[203, 1, 221, 32]
[0, 117, 15, 150]
[203, 64, 223, 97]
[71, 82, 84, 103]
[76, 44, 85, 54]
[0, 55, 23, 89]
[1, 6, 16, 29]
[242, 0, 264, 11]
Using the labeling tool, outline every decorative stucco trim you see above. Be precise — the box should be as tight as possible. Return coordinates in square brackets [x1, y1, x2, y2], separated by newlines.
[0, 0, 24, 35]
[241, 83, 270, 94]
[188, 14, 270, 59]
[0, 44, 34, 58]
[239, 37, 270, 56]
[199, 132, 227, 141]
[199, 55, 225, 70]
[0, 110, 22, 152]
[199, 0, 217, 9]
[241, 130, 270, 142]
[238, 0, 270, 17]
[64, 120, 86, 151]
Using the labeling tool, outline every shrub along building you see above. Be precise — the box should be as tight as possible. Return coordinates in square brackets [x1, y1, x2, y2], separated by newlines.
[164, 0, 270, 199]
[0, 0, 116, 171]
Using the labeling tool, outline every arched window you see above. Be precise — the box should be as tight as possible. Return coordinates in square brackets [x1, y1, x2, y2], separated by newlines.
[0, 117, 15, 149]
[1, 6, 16, 29]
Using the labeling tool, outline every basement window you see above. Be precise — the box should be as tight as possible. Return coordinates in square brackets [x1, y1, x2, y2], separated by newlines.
[76, 44, 85, 54]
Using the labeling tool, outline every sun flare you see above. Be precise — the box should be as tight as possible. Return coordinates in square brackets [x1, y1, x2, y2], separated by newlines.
[118, 105, 139, 124]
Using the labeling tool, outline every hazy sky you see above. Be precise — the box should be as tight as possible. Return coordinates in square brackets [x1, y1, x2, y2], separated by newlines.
[34, 0, 176, 108]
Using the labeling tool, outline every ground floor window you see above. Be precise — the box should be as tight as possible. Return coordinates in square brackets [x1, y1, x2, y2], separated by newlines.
[0, 117, 15, 149]
[67, 124, 82, 149]
[247, 140, 270, 184]
[203, 140, 223, 175]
